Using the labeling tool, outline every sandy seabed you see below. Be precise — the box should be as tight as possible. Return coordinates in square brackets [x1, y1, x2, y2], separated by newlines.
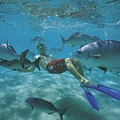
[0, 67, 120, 120]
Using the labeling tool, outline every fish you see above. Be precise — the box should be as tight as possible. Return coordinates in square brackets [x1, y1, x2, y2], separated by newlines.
[26, 51, 36, 60]
[60, 32, 100, 49]
[82, 65, 92, 73]
[25, 97, 67, 120]
[74, 40, 120, 73]
[0, 57, 40, 71]
[47, 47, 62, 54]
[31, 36, 45, 44]
[106, 0, 118, 4]
[0, 41, 28, 61]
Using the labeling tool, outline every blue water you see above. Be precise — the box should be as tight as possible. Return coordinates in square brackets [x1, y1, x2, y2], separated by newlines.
[0, 0, 120, 120]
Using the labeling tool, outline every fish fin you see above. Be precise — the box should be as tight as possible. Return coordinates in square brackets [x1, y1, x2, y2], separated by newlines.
[20, 49, 29, 59]
[59, 108, 67, 120]
[0, 59, 2, 62]
[80, 45, 84, 48]
[12, 69, 17, 71]
[60, 35, 66, 49]
[93, 54, 101, 59]
[88, 67, 92, 73]
[33, 57, 41, 70]
[48, 112, 54, 115]
[6, 41, 17, 54]
[20, 59, 25, 68]
[6, 59, 18, 66]
[0, 58, 4, 61]
[69, 44, 74, 47]
[6, 41, 9, 45]
[30, 105, 34, 110]
[82, 87, 99, 111]
[87, 84, 120, 101]
[6, 41, 10, 49]
[9, 45, 18, 54]
[98, 66, 107, 73]
[19, 49, 29, 68]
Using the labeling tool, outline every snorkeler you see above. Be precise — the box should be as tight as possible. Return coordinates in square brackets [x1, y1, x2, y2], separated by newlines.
[2, 43, 120, 110]
[31, 43, 120, 110]
[34, 43, 89, 84]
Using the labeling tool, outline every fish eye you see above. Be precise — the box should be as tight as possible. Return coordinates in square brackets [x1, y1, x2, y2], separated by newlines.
[76, 50, 82, 55]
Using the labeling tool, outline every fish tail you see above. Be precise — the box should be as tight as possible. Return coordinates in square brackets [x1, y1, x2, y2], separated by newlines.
[33, 57, 41, 70]
[20, 49, 29, 68]
[88, 67, 92, 73]
[59, 108, 67, 120]
[20, 49, 29, 59]
[60, 35, 66, 49]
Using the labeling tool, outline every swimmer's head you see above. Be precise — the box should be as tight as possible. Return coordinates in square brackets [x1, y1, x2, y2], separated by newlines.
[36, 43, 47, 55]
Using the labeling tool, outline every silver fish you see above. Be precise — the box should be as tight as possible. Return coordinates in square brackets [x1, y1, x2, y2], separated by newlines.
[74, 40, 120, 72]
[31, 36, 45, 44]
[47, 47, 62, 54]
[60, 32, 99, 49]
[0, 57, 40, 71]
[25, 97, 67, 120]
[0, 41, 28, 61]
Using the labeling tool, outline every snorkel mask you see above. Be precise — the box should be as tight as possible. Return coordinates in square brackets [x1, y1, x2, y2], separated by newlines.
[36, 43, 47, 55]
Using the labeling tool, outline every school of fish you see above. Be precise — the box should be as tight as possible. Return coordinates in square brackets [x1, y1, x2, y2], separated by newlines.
[1, 32, 120, 119]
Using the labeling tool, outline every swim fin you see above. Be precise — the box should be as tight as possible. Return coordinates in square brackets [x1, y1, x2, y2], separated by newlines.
[82, 87, 99, 111]
[87, 84, 120, 101]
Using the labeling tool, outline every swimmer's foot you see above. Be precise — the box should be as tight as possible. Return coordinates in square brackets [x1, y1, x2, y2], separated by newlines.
[80, 82, 120, 110]
[82, 87, 99, 111]
[80, 77, 90, 86]
[81, 81, 120, 100]
[80, 80, 92, 87]
[87, 84, 120, 101]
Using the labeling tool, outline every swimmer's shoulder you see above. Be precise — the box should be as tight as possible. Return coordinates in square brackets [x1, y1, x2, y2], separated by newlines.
[34, 55, 40, 59]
